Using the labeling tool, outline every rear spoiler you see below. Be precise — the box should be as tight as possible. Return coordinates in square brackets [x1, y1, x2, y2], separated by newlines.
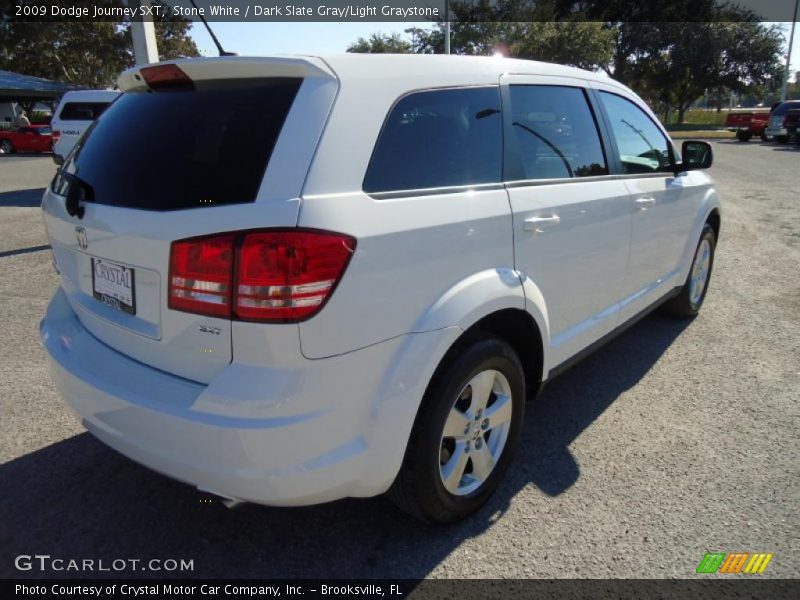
[118, 56, 336, 92]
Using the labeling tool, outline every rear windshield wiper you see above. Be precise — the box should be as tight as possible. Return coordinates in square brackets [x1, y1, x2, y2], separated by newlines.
[60, 171, 94, 219]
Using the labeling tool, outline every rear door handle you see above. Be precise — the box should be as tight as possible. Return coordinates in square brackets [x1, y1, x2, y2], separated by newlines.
[635, 196, 656, 210]
[523, 215, 561, 232]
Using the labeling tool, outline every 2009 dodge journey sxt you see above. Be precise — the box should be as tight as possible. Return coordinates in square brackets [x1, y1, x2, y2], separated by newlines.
[40, 55, 719, 523]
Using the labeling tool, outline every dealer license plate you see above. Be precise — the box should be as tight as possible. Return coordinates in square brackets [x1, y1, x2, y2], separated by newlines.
[91, 258, 136, 315]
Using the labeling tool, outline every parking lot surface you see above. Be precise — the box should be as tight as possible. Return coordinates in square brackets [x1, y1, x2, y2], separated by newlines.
[0, 143, 798, 579]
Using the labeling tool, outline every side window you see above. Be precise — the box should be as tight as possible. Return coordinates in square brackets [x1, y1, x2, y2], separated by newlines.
[508, 85, 608, 180]
[59, 102, 111, 121]
[363, 87, 502, 193]
[599, 92, 673, 174]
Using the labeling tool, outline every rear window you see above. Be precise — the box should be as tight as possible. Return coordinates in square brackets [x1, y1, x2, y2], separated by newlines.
[59, 78, 301, 210]
[773, 101, 800, 115]
[58, 102, 113, 121]
[363, 86, 502, 193]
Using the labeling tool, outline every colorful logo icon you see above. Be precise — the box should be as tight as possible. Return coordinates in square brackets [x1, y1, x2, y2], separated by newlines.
[696, 552, 773, 574]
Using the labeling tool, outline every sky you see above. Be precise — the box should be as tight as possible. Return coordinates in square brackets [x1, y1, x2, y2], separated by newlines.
[189, 22, 429, 56]
[189, 21, 800, 78]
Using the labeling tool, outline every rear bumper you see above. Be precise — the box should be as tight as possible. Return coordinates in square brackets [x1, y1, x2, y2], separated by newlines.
[765, 127, 787, 137]
[41, 287, 460, 506]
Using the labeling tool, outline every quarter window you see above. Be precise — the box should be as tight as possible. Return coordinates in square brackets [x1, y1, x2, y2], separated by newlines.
[508, 85, 608, 180]
[363, 87, 502, 193]
[599, 92, 673, 174]
[58, 102, 113, 121]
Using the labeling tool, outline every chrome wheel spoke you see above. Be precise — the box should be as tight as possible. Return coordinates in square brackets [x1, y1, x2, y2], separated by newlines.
[470, 443, 495, 482]
[484, 393, 512, 429]
[442, 407, 470, 439]
[468, 370, 496, 413]
[441, 442, 470, 494]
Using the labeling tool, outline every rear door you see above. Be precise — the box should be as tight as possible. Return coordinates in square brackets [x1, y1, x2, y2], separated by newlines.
[42, 59, 337, 383]
[501, 75, 632, 367]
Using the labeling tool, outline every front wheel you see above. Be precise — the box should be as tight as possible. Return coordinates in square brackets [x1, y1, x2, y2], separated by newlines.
[0, 140, 14, 154]
[388, 337, 525, 523]
[662, 224, 716, 317]
[736, 130, 752, 142]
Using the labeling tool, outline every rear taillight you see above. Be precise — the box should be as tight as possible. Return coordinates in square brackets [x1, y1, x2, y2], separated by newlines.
[168, 230, 356, 323]
[169, 234, 235, 318]
[51, 130, 61, 142]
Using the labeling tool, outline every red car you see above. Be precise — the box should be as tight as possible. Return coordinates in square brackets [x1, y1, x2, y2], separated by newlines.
[725, 109, 771, 141]
[0, 124, 53, 154]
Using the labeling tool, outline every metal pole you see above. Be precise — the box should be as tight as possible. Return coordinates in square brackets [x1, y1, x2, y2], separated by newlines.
[444, 0, 451, 55]
[129, 0, 159, 66]
[780, 0, 799, 101]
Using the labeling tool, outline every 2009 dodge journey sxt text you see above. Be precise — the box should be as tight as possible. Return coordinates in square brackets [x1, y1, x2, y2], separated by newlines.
[40, 55, 719, 523]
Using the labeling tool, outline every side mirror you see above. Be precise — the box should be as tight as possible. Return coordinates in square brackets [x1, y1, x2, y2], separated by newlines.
[679, 140, 713, 171]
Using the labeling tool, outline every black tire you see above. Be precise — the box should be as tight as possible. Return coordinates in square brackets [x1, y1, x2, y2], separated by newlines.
[388, 337, 525, 523]
[0, 140, 14, 154]
[735, 130, 752, 142]
[760, 132, 770, 142]
[776, 135, 789, 144]
[662, 224, 716, 318]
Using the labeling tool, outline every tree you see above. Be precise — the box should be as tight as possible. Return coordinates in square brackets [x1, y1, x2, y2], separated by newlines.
[402, 1, 613, 69]
[509, 22, 614, 70]
[611, 20, 783, 122]
[347, 33, 412, 54]
[0, 0, 199, 89]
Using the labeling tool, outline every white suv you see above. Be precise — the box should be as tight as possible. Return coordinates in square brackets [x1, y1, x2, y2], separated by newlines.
[40, 55, 719, 523]
[51, 89, 120, 162]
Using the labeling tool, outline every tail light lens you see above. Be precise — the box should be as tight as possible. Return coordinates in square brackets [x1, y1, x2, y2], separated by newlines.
[51, 130, 61, 142]
[169, 234, 235, 318]
[140, 64, 194, 92]
[168, 230, 356, 323]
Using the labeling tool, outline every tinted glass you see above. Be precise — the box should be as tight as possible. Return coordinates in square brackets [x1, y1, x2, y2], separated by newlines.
[60, 79, 301, 210]
[509, 85, 608, 180]
[599, 92, 672, 174]
[363, 87, 502, 193]
[59, 102, 113, 121]
[773, 101, 800, 116]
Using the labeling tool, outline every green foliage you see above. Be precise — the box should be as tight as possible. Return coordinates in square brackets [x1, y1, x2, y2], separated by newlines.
[347, 33, 412, 54]
[675, 109, 727, 126]
[352, 0, 785, 124]
[0, 0, 199, 88]
[614, 20, 784, 121]
[405, 21, 613, 71]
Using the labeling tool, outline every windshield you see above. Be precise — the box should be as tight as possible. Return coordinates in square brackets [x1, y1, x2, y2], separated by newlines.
[56, 78, 301, 211]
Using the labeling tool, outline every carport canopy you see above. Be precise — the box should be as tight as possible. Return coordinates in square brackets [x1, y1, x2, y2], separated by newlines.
[0, 69, 83, 104]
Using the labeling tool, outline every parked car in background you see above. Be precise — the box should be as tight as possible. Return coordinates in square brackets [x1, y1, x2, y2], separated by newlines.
[40, 55, 720, 523]
[51, 90, 120, 162]
[784, 109, 800, 145]
[725, 109, 771, 141]
[0, 124, 53, 154]
[764, 100, 800, 143]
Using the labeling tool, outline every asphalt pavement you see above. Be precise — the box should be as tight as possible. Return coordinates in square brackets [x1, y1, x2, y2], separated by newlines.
[0, 143, 798, 579]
